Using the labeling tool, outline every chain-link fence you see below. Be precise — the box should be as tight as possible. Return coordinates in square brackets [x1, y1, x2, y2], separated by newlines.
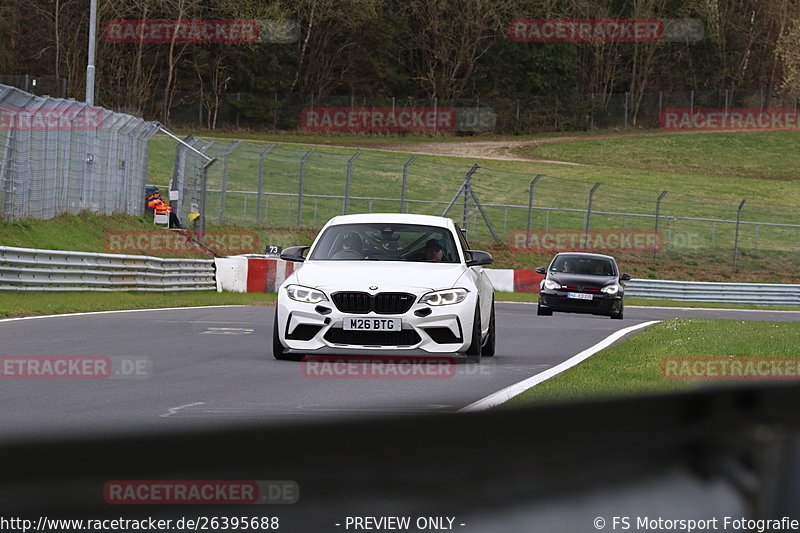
[0, 84, 161, 220]
[168, 136, 800, 273]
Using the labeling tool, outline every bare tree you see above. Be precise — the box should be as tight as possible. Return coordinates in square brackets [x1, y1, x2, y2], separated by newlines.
[397, 0, 513, 102]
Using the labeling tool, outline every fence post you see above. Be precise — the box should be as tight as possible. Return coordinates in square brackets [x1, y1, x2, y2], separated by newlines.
[343, 152, 360, 214]
[297, 149, 314, 227]
[400, 156, 416, 213]
[218, 141, 241, 224]
[584, 182, 601, 249]
[732, 199, 746, 272]
[256, 145, 274, 224]
[463, 166, 477, 232]
[197, 157, 217, 240]
[653, 190, 668, 261]
[526, 174, 544, 247]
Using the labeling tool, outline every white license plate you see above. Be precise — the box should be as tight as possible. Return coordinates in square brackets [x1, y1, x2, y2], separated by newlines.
[343, 317, 401, 331]
[567, 292, 593, 301]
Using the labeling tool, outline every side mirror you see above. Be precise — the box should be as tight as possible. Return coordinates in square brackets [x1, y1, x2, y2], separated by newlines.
[280, 246, 309, 263]
[466, 250, 493, 267]
[535, 267, 546, 274]
[620, 273, 632, 281]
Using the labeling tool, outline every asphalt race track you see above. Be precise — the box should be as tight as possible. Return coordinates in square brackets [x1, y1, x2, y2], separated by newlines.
[0, 303, 798, 441]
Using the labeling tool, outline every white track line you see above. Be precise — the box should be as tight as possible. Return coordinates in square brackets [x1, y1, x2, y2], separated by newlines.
[460, 320, 661, 412]
[0, 305, 249, 324]
[160, 402, 206, 418]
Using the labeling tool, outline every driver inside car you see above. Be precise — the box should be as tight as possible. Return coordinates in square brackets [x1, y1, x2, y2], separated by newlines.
[331, 233, 364, 259]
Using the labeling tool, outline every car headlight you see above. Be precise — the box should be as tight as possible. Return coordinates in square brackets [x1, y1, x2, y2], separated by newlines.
[420, 288, 468, 306]
[542, 279, 561, 290]
[285, 284, 328, 303]
[601, 284, 620, 295]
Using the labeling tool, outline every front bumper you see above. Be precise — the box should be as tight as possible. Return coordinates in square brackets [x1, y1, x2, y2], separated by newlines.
[538, 290, 623, 315]
[276, 293, 477, 355]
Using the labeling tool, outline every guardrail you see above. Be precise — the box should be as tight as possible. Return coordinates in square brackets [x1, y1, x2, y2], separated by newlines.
[0, 246, 215, 291]
[624, 279, 800, 305]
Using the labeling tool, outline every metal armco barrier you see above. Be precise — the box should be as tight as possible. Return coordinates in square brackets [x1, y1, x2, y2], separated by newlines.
[0, 246, 215, 291]
[624, 278, 800, 305]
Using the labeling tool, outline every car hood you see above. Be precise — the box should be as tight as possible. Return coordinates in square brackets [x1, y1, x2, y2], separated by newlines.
[547, 273, 618, 287]
[292, 261, 467, 293]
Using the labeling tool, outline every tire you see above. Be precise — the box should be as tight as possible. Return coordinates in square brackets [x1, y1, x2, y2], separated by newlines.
[610, 302, 624, 320]
[465, 304, 482, 363]
[537, 303, 552, 316]
[482, 299, 496, 357]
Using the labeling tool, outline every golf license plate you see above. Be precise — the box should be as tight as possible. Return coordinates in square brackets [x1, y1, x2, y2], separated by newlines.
[567, 292, 593, 301]
[343, 317, 401, 331]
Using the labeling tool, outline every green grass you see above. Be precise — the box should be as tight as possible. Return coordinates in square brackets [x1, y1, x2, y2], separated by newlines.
[513, 131, 800, 184]
[505, 318, 800, 406]
[0, 212, 159, 252]
[147, 130, 800, 272]
[0, 291, 276, 319]
[0, 211, 321, 257]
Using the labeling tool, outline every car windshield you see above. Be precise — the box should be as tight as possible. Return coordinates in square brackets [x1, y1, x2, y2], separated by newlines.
[308, 223, 459, 263]
[551, 256, 616, 276]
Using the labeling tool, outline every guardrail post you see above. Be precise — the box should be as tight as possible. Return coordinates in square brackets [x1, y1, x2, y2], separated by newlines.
[526, 174, 543, 248]
[584, 182, 601, 250]
[297, 149, 314, 227]
[653, 190, 668, 261]
[343, 152, 360, 214]
[400, 156, 416, 213]
[733, 199, 746, 273]
[256, 145, 275, 224]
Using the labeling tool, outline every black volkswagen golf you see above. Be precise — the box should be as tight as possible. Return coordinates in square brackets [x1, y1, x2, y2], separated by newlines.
[536, 252, 631, 319]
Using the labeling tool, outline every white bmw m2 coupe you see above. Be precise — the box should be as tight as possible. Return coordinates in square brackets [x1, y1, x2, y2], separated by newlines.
[273, 213, 496, 361]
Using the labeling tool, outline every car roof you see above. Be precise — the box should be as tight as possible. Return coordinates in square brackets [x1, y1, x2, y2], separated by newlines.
[323, 213, 455, 229]
[553, 252, 617, 261]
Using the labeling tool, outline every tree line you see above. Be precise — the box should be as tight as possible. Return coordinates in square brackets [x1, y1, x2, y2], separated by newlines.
[2, 0, 799, 130]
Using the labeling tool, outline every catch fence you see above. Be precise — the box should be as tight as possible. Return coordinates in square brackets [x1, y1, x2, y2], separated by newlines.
[168, 136, 800, 273]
